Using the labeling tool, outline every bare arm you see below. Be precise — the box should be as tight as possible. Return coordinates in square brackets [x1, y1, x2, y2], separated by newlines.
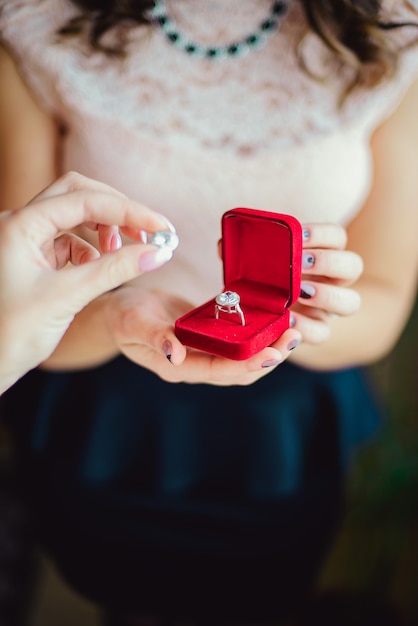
[0, 44, 59, 210]
[0, 45, 127, 367]
[291, 77, 418, 370]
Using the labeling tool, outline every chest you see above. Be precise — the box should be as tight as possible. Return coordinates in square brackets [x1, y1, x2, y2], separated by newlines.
[57, 21, 373, 226]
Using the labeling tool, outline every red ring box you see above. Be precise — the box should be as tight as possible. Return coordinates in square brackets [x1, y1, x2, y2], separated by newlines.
[175, 208, 302, 360]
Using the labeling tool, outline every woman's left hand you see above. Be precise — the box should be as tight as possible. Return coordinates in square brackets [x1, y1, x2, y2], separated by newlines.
[290, 223, 363, 344]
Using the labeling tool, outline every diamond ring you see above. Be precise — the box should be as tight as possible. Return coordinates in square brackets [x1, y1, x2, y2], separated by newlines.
[214, 291, 246, 326]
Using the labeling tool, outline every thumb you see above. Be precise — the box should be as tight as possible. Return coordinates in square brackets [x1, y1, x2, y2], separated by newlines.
[54, 244, 173, 313]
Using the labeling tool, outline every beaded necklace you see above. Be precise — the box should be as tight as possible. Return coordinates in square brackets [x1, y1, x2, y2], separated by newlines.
[150, 0, 288, 60]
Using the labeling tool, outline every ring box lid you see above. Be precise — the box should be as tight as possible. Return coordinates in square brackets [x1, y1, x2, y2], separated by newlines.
[221, 208, 302, 314]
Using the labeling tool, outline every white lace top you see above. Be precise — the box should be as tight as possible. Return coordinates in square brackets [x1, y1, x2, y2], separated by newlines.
[1, 0, 418, 302]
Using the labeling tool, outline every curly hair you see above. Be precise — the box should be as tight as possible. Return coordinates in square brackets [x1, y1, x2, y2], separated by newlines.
[60, 0, 418, 89]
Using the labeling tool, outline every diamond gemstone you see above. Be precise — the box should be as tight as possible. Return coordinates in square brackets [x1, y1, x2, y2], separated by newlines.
[216, 291, 240, 306]
[151, 230, 179, 251]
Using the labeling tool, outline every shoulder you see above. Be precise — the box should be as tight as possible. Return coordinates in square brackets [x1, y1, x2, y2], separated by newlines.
[0, 0, 77, 70]
[382, 0, 418, 18]
[380, 0, 418, 50]
[0, 0, 76, 47]
[340, 25, 418, 139]
[0, 0, 80, 117]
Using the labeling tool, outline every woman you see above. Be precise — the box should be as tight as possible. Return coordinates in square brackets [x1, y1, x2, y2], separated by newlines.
[1, 1, 417, 623]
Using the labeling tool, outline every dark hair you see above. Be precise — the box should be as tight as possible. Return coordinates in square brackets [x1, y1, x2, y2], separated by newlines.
[60, 0, 418, 90]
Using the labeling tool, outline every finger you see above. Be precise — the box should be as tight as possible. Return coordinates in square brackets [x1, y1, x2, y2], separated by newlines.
[29, 171, 128, 203]
[158, 349, 272, 385]
[153, 347, 275, 385]
[52, 233, 100, 269]
[81, 222, 174, 244]
[299, 281, 362, 316]
[97, 224, 122, 252]
[302, 224, 347, 250]
[17, 191, 174, 246]
[289, 311, 332, 344]
[302, 249, 364, 283]
[48, 244, 174, 313]
[168, 328, 302, 385]
[119, 226, 148, 242]
[81, 223, 141, 247]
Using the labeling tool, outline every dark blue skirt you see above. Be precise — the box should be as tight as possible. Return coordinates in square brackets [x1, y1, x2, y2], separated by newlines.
[2, 358, 381, 620]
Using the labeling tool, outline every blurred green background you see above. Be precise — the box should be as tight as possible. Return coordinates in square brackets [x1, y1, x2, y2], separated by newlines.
[318, 295, 418, 622]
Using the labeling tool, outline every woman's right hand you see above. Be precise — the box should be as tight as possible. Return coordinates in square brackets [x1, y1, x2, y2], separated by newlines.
[105, 284, 303, 387]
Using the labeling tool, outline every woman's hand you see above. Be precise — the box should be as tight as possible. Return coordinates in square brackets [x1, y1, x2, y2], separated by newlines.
[0, 172, 175, 393]
[290, 224, 364, 343]
[106, 285, 302, 386]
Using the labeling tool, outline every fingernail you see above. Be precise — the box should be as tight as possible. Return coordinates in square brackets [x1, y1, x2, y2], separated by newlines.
[303, 228, 311, 242]
[156, 213, 176, 233]
[300, 283, 316, 299]
[111, 233, 122, 251]
[290, 315, 296, 328]
[302, 252, 315, 269]
[165, 217, 177, 233]
[138, 247, 173, 272]
[287, 338, 302, 351]
[262, 359, 281, 369]
[163, 340, 173, 363]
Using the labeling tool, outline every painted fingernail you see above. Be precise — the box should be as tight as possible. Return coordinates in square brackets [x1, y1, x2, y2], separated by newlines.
[290, 315, 296, 328]
[156, 213, 177, 233]
[138, 247, 173, 272]
[262, 359, 281, 369]
[300, 283, 316, 299]
[110, 233, 122, 251]
[287, 338, 302, 351]
[303, 228, 311, 242]
[163, 340, 173, 363]
[302, 252, 315, 269]
[165, 218, 177, 233]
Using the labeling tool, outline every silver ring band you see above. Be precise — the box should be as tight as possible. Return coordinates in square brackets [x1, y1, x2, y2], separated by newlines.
[214, 291, 246, 326]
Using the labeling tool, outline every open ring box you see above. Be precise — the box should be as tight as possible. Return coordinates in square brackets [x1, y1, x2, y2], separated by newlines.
[175, 208, 302, 360]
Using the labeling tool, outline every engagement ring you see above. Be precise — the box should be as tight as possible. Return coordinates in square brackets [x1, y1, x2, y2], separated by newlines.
[214, 291, 245, 326]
